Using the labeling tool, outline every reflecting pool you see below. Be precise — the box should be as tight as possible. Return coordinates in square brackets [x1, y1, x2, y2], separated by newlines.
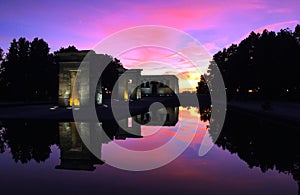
[0, 106, 298, 194]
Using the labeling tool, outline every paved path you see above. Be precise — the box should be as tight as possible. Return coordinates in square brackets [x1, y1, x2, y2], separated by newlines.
[227, 100, 300, 126]
[0, 97, 179, 121]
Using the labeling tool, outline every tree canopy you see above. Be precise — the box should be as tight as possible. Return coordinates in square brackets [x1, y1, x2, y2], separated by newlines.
[198, 24, 300, 101]
[101, 56, 126, 95]
[0, 37, 56, 101]
[0, 47, 4, 64]
[196, 75, 209, 95]
[0, 47, 4, 78]
[55, 45, 79, 53]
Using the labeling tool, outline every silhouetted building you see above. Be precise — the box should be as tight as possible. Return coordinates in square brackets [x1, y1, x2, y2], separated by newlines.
[140, 75, 179, 97]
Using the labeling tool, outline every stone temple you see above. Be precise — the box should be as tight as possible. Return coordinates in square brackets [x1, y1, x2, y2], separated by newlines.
[56, 50, 179, 107]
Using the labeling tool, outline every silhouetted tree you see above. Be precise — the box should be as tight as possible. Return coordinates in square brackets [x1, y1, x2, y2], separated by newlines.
[202, 60, 224, 98]
[202, 25, 300, 101]
[1, 38, 56, 101]
[0, 47, 5, 89]
[56, 45, 79, 53]
[295, 24, 300, 39]
[101, 57, 126, 96]
[0, 127, 6, 153]
[1, 38, 30, 100]
[0, 47, 4, 66]
[29, 38, 55, 100]
[196, 75, 209, 94]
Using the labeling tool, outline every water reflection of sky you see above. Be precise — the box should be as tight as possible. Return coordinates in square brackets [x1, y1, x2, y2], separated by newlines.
[0, 107, 297, 194]
[112, 107, 206, 151]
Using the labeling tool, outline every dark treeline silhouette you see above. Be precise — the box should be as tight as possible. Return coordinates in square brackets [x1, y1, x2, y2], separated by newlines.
[0, 37, 57, 101]
[0, 47, 4, 71]
[55, 45, 79, 53]
[0, 48, 4, 89]
[0, 40, 127, 102]
[101, 57, 126, 97]
[196, 75, 209, 95]
[198, 24, 300, 101]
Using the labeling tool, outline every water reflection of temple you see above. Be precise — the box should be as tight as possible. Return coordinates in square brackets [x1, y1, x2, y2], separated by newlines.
[55, 107, 178, 171]
[0, 106, 179, 171]
[55, 122, 104, 171]
[56, 119, 143, 171]
[135, 107, 179, 126]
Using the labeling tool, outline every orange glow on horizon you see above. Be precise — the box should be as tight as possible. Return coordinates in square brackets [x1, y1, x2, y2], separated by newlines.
[118, 47, 209, 93]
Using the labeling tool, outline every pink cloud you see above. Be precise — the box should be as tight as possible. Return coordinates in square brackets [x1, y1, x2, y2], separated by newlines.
[117, 45, 205, 92]
[63, 0, 280, 54]
[202, 42, 222, 54]
[2, 0, 299, 64]
[231, 20, 300, 46]
[65, 0, 269, 41]
[254, 20, 299, 33]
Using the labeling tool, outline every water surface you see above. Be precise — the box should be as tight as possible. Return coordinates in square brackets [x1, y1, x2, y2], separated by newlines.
[0, 106, 298, 194]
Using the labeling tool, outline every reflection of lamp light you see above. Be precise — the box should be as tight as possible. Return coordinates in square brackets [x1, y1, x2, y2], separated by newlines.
[248, 89, 253, 93]
[124, 89, 128, 100]
[128, 117, 132, 128]
[49, 106, 58, 110]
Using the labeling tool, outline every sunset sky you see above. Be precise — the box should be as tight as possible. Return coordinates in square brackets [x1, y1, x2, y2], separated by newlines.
[1, 0, 299, 91]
